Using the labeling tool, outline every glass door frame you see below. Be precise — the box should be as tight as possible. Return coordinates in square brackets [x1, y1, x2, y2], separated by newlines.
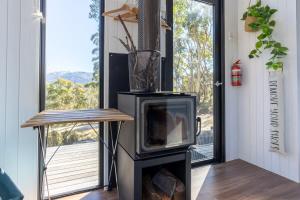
[164, 0, 225, 166]
[38, 0, 105, 198]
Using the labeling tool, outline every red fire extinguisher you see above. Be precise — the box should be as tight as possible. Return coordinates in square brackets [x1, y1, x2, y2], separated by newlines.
[231, 60, 242, 86]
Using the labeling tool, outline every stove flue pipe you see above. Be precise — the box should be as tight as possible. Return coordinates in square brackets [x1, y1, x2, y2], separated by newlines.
[138, 0, 161, 51]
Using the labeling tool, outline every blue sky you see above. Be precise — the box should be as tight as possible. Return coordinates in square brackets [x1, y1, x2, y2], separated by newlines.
[46, 0, 97, 73]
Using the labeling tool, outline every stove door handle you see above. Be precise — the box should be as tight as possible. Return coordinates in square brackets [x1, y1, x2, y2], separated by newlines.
[196, 116, 202, 136]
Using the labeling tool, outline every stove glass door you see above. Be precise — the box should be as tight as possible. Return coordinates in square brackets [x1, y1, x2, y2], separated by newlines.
[140, 98, 195, 152]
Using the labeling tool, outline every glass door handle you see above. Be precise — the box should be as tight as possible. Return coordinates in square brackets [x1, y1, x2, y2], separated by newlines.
[214, 81, 223, 87]
[196, 116, 202, 136]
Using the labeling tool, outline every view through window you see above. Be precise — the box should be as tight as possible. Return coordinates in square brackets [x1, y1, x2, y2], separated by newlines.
[45, 0, 101, 197]
[173, 0, 214, 163]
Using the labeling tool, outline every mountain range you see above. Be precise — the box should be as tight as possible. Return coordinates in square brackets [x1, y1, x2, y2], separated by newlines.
[47, 71, 93, 84]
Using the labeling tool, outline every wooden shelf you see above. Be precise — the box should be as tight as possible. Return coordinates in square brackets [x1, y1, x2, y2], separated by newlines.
[102, 4, 171, 30]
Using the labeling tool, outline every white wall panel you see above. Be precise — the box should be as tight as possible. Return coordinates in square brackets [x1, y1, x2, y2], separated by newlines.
[297, 0, 300, 183]
[4, 0, 21, 182]
[237, 0, 300, 182]
[224, 0, 239, 161]
[0, 0, 40, 198]
[18, 0, 40, 198]
[0, 0, 8, 169]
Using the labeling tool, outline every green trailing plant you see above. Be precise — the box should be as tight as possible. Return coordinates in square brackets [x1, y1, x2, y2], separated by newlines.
[241, 0, 288, 70]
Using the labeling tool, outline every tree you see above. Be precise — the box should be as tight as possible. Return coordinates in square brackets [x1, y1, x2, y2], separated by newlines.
[173, 0, 214, 114]
[85, 82, 99, 108]
[46, 79, 88, 110]
[89, 0, 100, 82]
[46, 79, 99, 146]
[48, 130, 62, 147]
[47, 79, 74, 110]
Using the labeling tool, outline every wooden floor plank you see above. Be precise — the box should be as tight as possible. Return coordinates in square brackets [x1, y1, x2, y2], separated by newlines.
[57, 189, 118, 200]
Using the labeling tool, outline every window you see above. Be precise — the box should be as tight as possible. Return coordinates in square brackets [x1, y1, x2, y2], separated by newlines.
[41, 0, 104, 197]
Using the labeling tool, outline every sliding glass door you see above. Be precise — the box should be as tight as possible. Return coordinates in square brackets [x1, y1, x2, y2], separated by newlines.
[41, 0, 104, 197]
[172, 0, 224, 165]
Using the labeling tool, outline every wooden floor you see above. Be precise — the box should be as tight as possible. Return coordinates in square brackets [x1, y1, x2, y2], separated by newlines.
[198, 160, 300, 200]
[58, 160, 300, 200]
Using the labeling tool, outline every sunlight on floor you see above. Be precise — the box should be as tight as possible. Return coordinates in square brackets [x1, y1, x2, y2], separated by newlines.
[191, 165, 211, 200]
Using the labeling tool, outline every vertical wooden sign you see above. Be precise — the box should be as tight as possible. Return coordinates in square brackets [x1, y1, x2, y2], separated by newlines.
[268, 71, 285, 153]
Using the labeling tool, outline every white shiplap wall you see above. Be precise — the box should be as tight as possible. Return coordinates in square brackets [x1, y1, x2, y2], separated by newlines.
[237, 0, 300, 182]
[0, 0, 40, 199]
[224, 0, 239, 161]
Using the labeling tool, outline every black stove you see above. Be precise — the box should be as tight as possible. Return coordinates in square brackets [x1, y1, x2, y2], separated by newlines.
[118, 92, 196, 160]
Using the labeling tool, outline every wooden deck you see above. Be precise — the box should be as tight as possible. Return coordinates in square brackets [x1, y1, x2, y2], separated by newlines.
[45, 142, 99, 197]
[191, 143, 213, 163]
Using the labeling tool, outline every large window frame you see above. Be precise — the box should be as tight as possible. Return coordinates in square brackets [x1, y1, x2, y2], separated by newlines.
[39, 0, 105, 198]
[165, 0, 225, 166]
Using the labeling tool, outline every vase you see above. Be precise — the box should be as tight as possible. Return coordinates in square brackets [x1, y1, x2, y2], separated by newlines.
[268, 70, 285, 154]
[245, 16, 258, 32]
[128, 50, 161, 92]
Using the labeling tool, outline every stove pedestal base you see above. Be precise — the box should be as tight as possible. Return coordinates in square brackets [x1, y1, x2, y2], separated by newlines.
[117, 145, 191, 200]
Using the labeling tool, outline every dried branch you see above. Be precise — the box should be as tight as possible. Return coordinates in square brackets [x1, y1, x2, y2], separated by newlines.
[125, 36, 131, 51]
[118, 15, 137, 53]
[114, 36, 131, 52]
[155, 30, 160, 51]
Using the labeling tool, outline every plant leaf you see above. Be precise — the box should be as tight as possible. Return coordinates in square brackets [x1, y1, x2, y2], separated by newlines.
[269, 20, 276, 26]
[250, 49, 257, 55]
[241, 12, 248, 20]
[274, 43, 281, 48]
[257, 0, 261, 6]
[280, 47, 288, 51]
[266, 61, 273, 66]
[270, 9, 278, 15]
[258, 34, 267, 40]
[256, 41, 263, 48]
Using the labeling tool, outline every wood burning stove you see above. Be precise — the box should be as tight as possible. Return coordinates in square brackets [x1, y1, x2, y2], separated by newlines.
[118, 92, 196, 159]
[117, 92, 195, 200]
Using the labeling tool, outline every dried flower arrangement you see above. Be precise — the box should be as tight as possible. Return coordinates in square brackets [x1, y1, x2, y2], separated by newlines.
[117, 15, 161, 92]
[117, 15, 137, 53]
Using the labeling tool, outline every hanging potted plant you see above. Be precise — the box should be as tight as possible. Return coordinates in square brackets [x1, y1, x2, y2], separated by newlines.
[241, 0, 288, 153]
[241, 0, 276, 32]
[241, 1, 258, 32]
[242, 1, 288, 71]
